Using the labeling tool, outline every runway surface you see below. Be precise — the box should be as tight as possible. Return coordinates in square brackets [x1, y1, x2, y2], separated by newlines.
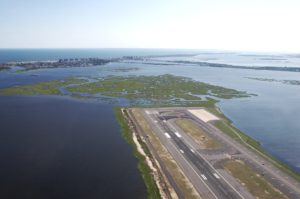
[130, 107, 300, 199]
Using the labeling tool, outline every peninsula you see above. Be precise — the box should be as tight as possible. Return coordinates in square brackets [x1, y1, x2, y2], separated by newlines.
[0, 57, 118, 71]
[1, 55, 300, 73]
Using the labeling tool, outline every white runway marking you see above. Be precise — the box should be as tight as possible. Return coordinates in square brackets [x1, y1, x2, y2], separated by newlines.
[201, 174, 208, 180]
[175, 132, 182, 138]
[190, 148, 195, 153]
[180, 149, 184, 154]
[213, 173, 220, 179]
[164, 133, 171, 138]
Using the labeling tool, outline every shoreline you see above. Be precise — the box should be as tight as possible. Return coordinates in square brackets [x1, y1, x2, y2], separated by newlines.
[212, 104, 300, 182]
[1, 53, 300, 73]
[114, 107, 164, 199]
[116, 105, 300, 198]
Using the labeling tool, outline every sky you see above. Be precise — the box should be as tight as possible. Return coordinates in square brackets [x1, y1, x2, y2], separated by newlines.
[0, 0, 300, 52]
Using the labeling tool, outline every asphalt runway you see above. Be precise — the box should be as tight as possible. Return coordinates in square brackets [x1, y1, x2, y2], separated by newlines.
[148, 112, 245, 199]
[138, 108, 300, 199]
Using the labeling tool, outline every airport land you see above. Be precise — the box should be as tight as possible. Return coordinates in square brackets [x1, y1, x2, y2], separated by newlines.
[125, 107, 300, 199]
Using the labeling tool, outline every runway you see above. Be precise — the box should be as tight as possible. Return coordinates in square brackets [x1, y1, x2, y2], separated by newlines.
[144, 110, 246, 199]
[129, 107, 300, 199]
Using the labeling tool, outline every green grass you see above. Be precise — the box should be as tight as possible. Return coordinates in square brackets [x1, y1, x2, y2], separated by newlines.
[175, 118, 220, 149]
[67, 74, 251, 101]
[224, 160, 287, 199]
[214, 119, 300, 182]
[113, 108, 161, 199]
[214, 120, 261, 149]
[0, 77, 87, 96]
[0, 74, 252, 108]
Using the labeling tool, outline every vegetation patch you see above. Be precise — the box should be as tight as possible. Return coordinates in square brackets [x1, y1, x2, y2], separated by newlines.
[175, 118, 220, 149]
[0, 74, 252, 108]
[67, 74, 250, 100]
[214, 119, 300, 181]
[246, 77, 300, 85]
[113, 67, 139, 72]
[224, 160, 287, 199]
[0, 77, 87, 96]
[114, 108, 161, 199]
[214, 120, 260, 149]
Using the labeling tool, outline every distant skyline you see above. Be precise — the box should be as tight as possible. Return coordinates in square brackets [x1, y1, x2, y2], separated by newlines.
[1, 0, 300, 52]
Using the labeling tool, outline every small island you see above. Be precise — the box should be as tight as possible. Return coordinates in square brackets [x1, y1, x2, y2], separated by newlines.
[246, 77, 300, 85]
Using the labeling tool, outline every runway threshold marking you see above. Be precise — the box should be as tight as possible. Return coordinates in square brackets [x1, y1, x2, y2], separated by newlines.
[164, 133, 171, 138]
[175, 132, 182, 138]
[201, 174, 208, 180]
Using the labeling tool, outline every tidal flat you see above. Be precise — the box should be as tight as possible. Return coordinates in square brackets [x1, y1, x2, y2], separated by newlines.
[0, 74, 252, 107]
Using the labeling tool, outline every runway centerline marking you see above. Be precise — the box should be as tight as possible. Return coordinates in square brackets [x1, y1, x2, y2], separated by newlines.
[164, 133, 171, 139]
[175, 132, 182, 138]
[167, 141, 218, 199]
[201, 174, 208, 180]
[175, 128, 245, 199]
[214, 173, 220, 179]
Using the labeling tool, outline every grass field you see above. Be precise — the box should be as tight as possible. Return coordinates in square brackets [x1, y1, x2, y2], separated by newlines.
[175, 118, 220, 149]
[224, 160, 287, 199]
[213, 119, 300, 182]
[67, 75, 250, 100]
[0, 77, 87, 96]
[214, 120, 260, 149]
[0, 74, 251, 107]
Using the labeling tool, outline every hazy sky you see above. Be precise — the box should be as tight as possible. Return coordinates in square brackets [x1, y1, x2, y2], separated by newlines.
[0, 0, 299, 52]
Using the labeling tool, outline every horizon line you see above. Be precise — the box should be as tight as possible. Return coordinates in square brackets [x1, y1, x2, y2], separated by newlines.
[0, 48, 298, 54]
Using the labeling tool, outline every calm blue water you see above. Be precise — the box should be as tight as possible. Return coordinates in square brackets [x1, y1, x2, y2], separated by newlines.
[0, 96, 146, 199]
[0, 49, 300, 198]
[0, 48, 201, 63]
[156, 51, 300, 68]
